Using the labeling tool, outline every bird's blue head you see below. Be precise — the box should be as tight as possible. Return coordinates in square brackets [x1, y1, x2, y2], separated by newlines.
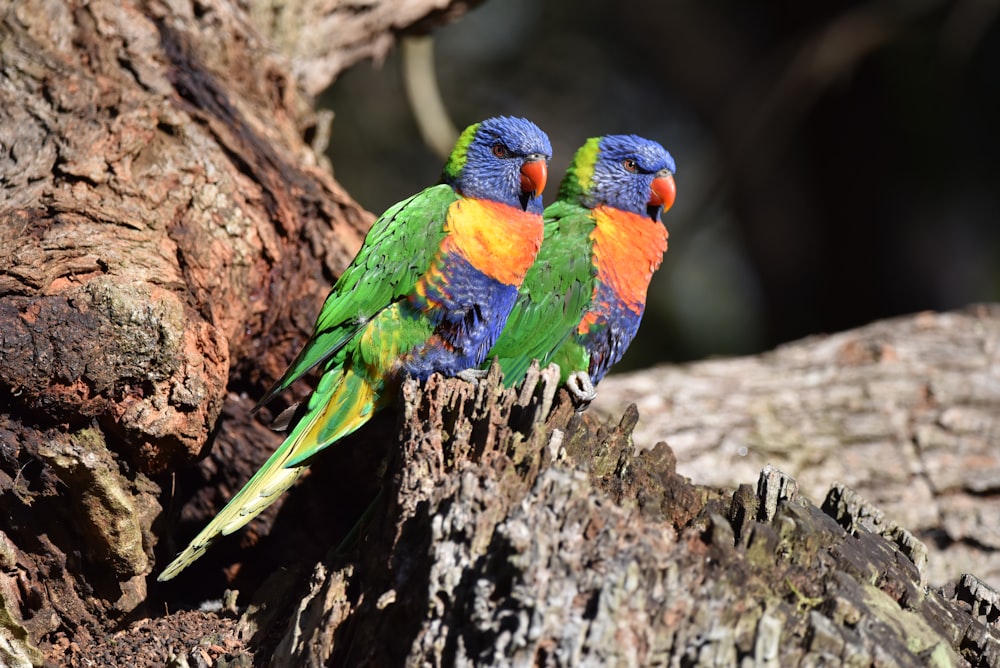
[443, 116, 552, 214]
[560, 135, 677, 221]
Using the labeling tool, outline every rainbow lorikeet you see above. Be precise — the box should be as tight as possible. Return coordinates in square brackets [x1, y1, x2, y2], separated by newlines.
[485, 134, 676, 402]
[158, 116, 551, 581]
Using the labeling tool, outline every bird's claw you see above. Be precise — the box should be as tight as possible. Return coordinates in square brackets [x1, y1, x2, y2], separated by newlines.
[456, 368, 490, 385]
[566, 371, 597, 410]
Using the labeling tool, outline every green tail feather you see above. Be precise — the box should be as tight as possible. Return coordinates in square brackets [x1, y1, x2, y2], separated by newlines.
[157, 367, 378, 581]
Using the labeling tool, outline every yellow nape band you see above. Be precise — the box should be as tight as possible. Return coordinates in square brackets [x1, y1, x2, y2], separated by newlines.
[443, 122, 480, 180]
[573, 137, 601, 195]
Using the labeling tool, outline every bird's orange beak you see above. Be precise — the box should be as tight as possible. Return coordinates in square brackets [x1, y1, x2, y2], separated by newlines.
[648, 173, 677, 212]
[519, 158, 548, 197]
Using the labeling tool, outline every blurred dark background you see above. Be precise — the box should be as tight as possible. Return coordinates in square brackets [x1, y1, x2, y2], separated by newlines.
[321, 0, 1000, 368]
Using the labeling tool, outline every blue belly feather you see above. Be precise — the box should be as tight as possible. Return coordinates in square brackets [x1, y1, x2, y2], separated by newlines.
[403, 253, 518, 380]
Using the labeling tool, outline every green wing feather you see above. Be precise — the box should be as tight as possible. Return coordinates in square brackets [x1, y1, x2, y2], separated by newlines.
[487, 199, 596, 385]
[255, 184, 457, 408]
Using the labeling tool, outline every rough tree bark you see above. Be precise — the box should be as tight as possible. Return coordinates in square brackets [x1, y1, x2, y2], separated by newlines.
[0, 0, 473, 664]
[2, 1, 998, 666]
[592, 305, 1000, 589]
[246, 361, 1000, 667]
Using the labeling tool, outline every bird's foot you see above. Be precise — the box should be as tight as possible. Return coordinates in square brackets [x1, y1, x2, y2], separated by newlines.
[566, 371, 597, 410]
[456, 368, 490, 385]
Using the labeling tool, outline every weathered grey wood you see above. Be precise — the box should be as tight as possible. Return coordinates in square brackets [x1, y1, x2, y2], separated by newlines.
[593, 305, 1000, 587]
[239, 359, 1000, 666]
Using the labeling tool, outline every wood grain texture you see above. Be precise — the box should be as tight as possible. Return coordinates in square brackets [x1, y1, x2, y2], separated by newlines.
[233, 360, 1000, 666]
[592, 305, 1000, 587]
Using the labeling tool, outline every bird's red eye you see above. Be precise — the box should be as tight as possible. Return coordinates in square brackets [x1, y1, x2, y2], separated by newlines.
[623, 158, 639, 173]
[492, 144, 510, 158]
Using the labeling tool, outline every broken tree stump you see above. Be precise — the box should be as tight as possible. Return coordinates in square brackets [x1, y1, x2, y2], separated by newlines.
[162, 360, 1000, 666]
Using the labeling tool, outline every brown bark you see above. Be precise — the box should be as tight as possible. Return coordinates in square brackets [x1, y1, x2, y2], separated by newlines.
[2, 0, 999, 666]
[244, 0, 479, 96]
[0, 0, 471, 664]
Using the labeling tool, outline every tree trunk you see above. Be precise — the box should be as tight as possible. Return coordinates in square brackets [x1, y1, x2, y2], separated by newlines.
[0, 0, 470, 664]
[591, 304, 1000, 589]
[2, 0, 998, 666]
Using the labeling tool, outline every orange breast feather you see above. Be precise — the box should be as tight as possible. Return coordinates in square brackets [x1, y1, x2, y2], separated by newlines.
[443, 198, 544, 286]
[590, 206, 669, 313]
